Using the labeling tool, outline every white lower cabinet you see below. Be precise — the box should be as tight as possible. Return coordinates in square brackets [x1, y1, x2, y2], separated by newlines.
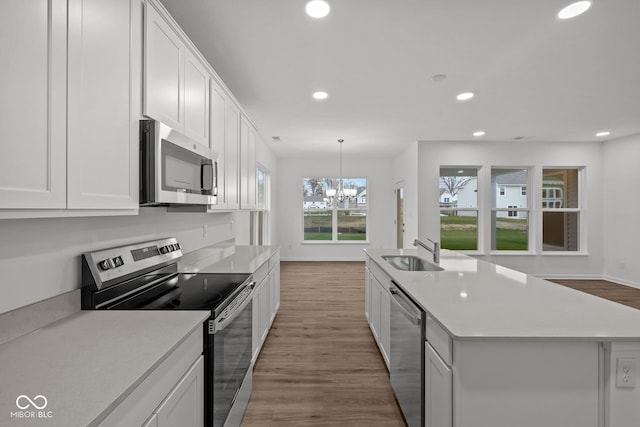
[424, 342, 452, 427]
[366, 261, 391, 369]
[98, 328, 203, 427]
[153, 356, 204, 427]
[252, 252, 281, 362]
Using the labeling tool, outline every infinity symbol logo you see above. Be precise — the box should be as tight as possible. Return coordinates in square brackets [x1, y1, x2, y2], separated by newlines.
[15, 395, 48, 410]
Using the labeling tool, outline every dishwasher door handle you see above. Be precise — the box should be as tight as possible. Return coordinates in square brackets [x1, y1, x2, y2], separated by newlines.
[390, 288, 422, 325]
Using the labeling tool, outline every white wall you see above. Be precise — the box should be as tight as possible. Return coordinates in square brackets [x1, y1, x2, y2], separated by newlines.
[0, 209, 235, 314]
[417, 140, 605, 277]
[603, 133, 640, 287]
[277, 156, 394, 260]
[392, 141, 419, 248]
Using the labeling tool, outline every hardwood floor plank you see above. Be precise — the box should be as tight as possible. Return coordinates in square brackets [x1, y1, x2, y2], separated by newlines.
[241, 261, 406, 427]
[549, 279, 640, 310]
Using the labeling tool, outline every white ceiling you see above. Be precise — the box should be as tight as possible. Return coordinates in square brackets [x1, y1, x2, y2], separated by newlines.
[160, 0, 640, 158]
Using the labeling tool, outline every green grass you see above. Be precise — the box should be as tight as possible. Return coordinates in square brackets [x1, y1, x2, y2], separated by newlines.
[440, 214, 528, 250]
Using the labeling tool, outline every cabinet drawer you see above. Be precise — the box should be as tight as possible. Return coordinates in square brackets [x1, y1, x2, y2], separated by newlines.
[253, 261, 269, 285]
[370, 260, 392, 291]
[269, 250, 280, 271]
[426, 316, 453, 366]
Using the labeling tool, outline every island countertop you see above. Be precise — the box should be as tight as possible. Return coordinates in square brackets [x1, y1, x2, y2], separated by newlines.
[365, 248, 640, 341]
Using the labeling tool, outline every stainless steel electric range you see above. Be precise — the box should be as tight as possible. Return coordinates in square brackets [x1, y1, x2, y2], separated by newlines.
[81, 238, 254, 427]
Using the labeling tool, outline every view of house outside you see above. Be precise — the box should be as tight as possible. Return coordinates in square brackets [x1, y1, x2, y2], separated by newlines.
[439, 168, 479, 250]
[491, 169, 529, 251]
[303, 177, 367, 241]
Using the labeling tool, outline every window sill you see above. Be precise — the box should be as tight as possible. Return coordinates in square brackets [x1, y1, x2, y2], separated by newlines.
[540, 251, 589, 256]
[489, 251, 537, 256]
[301, 240, 371, 245]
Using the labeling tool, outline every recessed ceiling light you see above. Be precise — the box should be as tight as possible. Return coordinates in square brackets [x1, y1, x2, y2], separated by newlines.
[557, 1, 592, 19]
[305, 1, 330, 18]
[595, 131, 611, 137]
[312, 91, 328, 100]
[473, 131, 486, 137]
[456, 92, 475, 101]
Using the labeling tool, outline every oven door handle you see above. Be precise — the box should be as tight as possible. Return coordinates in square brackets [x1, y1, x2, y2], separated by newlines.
[212, 282, 255, 333]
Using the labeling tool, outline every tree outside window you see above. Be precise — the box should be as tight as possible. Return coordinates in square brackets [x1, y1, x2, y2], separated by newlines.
[439, 167, 478, 251]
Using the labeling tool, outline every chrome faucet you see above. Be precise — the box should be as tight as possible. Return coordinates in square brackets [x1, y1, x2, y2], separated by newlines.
[413, 238, 440, 264]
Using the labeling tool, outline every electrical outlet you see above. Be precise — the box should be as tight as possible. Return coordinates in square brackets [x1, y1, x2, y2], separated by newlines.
[616, 357, 636, 389]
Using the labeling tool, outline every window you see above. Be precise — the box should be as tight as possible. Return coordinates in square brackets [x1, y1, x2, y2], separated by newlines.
[542, 168, 581, 251]
[303, 177, 367, 242]
[250, 167, 269, 245]
[439, 167, 478, 251]
[521, 186, 527, 196]
[491, 168, 529, 251]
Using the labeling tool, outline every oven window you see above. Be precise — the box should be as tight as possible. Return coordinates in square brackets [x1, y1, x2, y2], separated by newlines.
[213, 299, 252, 426]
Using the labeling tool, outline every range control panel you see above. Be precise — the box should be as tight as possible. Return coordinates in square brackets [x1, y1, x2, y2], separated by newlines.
[82, 238, 182, 289]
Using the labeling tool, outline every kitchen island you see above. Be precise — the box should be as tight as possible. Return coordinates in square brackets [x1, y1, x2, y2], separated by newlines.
[365, 248, 640, 427]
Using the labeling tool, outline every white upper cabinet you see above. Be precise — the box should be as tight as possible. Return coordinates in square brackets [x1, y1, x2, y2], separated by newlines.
[209, 81, 227, 209]
[183, 49, 210, 146]
[0, 0, 139, 214]
[144, 1, 210, 148]
[0, 0, 67, 209]
[67, 0, 139, 209]
[240, 114, 257, 210]
[144, 2, 183, 130]
[225, 103, 241, 210]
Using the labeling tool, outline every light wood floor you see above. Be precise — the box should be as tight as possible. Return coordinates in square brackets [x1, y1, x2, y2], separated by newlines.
[549, 279, 640, 310]
[241, 261, 406, 427]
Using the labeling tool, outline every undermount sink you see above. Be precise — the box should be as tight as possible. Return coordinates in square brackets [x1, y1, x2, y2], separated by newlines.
[382, 255, 444, 272]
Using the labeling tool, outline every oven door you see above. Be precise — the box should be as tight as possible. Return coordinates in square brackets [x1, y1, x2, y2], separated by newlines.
[140, 119, 218, 206]
[208, 293, 253, 426]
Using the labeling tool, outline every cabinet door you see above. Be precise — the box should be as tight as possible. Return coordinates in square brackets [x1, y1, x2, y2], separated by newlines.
[379, 284, 391, 365]
[225, 102, 241, 209]
[240, 115, 257, 209]
[425, 342, 452, 427]
[270, 262, 280, 320]
[0, 0, 67, 208]
[155, 356, 204, 427]
[144, 2, 183, 130]
[252, 280, 264, 361]
[183, 49, 210, 146]
[209, 82, 227, 209]
[67, 0, 139, 209]
[370, 273, 381, 341]
[260, 273, 271, 343]
[365, 267, 371, 321]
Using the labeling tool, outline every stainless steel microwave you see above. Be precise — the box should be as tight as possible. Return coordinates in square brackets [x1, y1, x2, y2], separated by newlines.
[140, 119, 218, 206]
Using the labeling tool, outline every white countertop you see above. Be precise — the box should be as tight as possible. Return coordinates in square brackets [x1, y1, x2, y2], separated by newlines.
[365, 248, 640, 341]
[178, 241, 279, 274]
[0, 310, 209, 427]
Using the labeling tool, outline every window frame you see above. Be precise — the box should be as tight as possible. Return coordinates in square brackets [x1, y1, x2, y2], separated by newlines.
[438, 167, 481, 254]
[302, 176, 369, 244]
[490, 167, 533, 254]
[540, 167, 584, 254]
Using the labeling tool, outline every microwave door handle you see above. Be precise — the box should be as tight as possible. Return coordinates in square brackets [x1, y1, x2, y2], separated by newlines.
[201, 161, 214, 192]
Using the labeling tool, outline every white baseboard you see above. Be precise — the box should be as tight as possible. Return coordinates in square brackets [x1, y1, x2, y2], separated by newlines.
[281, 257, 366, 262]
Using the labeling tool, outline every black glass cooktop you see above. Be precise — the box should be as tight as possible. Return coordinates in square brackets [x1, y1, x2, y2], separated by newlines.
[107, 272, 251, 315]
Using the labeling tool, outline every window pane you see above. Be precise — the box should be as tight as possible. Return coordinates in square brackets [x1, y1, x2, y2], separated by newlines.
[543, 169, 579, 209]
[440, 210, 478, 250]
[492, 211, 529, 250]
[257, 169, 266, 209]
[491, 168, 528, 208]
[304, 209, 333, 240]
[439, 168, 478, 209]
[336, 178, 366, 209]
[543, 212, 579, 251]
[337, 210, 367, 240]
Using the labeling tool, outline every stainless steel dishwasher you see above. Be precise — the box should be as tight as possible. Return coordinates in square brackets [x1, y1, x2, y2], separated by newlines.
[390, 281, 425, 427]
